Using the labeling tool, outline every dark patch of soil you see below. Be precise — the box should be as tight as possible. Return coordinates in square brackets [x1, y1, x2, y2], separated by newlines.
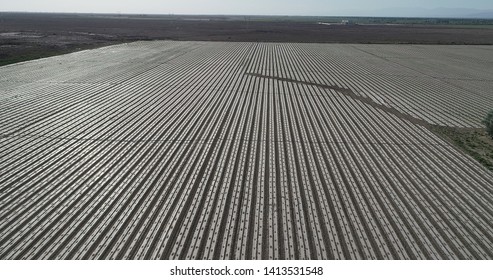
[2, 13, 493, 44]
[2, 12, 493, 66]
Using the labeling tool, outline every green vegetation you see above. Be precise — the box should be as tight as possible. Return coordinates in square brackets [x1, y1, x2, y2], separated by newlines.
[431, 126, 493, 171]
[482, 110, 493, 138]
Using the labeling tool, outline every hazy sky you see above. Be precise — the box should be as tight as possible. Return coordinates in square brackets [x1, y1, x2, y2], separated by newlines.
[1, 0, 492, 16]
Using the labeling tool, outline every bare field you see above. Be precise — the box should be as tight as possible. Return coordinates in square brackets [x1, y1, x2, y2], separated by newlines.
[0, 41, 492, 259]
[3, 12, 493, 67]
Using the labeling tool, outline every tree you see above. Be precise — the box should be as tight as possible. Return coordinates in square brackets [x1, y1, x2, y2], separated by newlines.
[482, 110, 493, 138]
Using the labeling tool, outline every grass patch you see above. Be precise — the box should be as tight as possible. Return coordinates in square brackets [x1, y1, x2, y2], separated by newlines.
[431, 126, 493, 171]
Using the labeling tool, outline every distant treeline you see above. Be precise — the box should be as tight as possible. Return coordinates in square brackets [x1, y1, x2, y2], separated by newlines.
[334, 17, 493, 25]
[245, 16, 493, 25]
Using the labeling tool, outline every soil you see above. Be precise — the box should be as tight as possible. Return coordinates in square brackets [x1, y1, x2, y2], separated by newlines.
[2, 12, 493, 66]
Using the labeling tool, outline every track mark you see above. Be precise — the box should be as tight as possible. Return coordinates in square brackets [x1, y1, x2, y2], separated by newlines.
[246, 73, 433, 128]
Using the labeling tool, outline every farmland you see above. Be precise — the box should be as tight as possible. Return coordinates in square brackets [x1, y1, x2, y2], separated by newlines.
[0, 41, 493, 259]
[3, 12, 493, 68]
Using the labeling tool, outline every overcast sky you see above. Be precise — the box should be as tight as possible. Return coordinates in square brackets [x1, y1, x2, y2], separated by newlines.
[1, 0, 493, 16]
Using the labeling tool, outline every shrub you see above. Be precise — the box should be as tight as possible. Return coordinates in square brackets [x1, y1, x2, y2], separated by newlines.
[482, 110, 493, 138]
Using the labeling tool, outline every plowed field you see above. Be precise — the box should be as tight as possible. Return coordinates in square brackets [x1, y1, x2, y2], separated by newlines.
[1, 41, 492, 259]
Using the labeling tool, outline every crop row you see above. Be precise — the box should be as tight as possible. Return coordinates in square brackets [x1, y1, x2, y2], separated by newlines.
[0, 41, 492, 259]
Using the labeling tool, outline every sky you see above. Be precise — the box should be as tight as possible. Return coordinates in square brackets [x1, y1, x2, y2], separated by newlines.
[1, 0, 493, 17]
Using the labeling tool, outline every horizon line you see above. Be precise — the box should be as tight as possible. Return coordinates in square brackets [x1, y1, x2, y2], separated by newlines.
[1, 10, 493, 20]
